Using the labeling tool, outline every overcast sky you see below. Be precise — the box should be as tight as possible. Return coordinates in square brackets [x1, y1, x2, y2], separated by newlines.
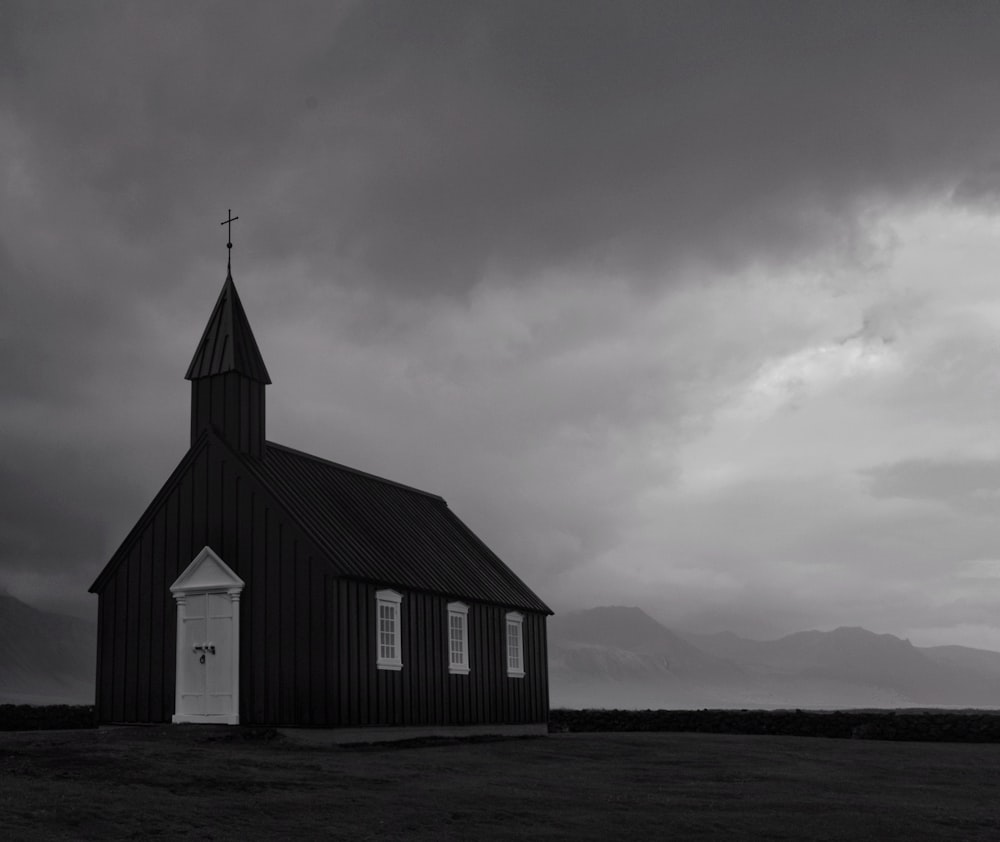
[7, 1, 1000, 647]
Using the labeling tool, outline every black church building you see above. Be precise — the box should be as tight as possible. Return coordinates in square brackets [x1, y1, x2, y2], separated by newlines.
[89, 264, 551, 736]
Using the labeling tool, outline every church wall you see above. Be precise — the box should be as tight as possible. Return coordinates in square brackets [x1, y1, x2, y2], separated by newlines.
[328, 580, 549, 728]
[94, 432, 548, 727]
[94, 436, 328, 725]
[95, 441, 208, 723]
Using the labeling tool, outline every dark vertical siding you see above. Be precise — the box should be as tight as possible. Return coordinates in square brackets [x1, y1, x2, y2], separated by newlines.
[473, 606, 485, 724]
[310, 562, 327, 725]
[294, 542, 310, 724]
[429, 596, 444, 723]
[136, 530, 151, 722]
[279, 525, 294, 723]
[190, 373, 264, 457]
[161, 490, 178, 721]
[94, 436, 330, 725]
[112, 563, 127, 721]
[92, 433, 550, 728]
[327, 581, 548, 727]
[254, 385, 264, 459]
[327, 575, 339, 725]
[485, 608, 497, 723]
[124, 546, 140, 721]
[250, 491, 266, 722]
[337, 581, 349, 727]
[225, 374, 239, 451]
[234, 475, 249, 723]
[345, 581, 358, 725]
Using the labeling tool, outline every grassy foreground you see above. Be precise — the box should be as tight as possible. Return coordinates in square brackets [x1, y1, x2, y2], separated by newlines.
[2, 727, 1000, 840]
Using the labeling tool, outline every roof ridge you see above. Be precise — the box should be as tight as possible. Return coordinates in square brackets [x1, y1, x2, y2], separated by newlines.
[264, 441, 445, 501]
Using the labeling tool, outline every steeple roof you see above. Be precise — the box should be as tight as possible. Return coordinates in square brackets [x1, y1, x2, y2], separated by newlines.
[185, 270, 271, 384]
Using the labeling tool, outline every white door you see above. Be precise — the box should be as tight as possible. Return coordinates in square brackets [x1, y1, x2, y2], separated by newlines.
[178, 592, 235, 718]
[170, 546, 244, 725]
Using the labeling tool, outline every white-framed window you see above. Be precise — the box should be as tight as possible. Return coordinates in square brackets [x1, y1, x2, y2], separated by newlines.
[505, 611, 524, 678]
[376, 589, 403, 671]
[448, 602, 470, 675]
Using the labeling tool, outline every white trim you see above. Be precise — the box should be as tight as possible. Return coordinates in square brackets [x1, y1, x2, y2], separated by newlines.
[170, 546, 245, 594]
[230, 588, 241, 719]
[447, 602, 470, 675]
[173, 713, 240, 725]
[169, 547, 244, 725]
[376, 589, 403, 671]
[173, 593, 187, 721]
[505, 611, 525, 678]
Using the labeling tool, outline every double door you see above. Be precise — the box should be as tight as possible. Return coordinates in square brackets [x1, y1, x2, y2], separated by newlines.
[177, 591, 235, 719]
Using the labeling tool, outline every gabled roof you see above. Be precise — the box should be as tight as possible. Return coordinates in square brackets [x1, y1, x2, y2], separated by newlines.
[251, 442, 552, 614]
[185, 271, 271, 384]
[91, 428, 551, 614]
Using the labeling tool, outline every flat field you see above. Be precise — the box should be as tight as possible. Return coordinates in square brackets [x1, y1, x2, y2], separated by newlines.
[2, 727, 999, 840]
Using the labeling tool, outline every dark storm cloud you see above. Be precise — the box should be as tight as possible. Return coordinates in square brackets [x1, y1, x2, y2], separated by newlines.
[7, 1, 1000, 292]
[6, 0, 1000, 624]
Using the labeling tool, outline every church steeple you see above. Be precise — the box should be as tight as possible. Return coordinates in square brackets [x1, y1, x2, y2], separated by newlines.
[186, 269, 271, 384]
[186, 270, 270, 457]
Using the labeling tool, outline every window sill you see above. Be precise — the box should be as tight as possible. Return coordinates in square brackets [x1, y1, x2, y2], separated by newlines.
[506, 670, 525, 679]
[448, 666, 470, 675]
[376, 662, 403, 671]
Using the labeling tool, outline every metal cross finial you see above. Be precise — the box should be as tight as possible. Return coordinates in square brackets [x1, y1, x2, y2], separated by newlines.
[220, 209, 239, 271]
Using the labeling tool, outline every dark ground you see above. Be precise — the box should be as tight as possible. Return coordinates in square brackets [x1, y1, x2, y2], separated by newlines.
[2, 727, 1000, 840]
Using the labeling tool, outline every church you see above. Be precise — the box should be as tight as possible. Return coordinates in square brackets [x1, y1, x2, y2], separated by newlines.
[88, 244, 551, 737]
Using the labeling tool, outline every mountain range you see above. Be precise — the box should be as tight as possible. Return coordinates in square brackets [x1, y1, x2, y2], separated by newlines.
[549, 606, 1000, 710]
[5, 594, 1000, 709]
[0, 594, 96, 704]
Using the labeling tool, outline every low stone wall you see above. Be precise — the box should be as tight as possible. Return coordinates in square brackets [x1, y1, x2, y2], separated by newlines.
[548, 708, 1000, 742]
[10, 704, 1000, 743]
[0, 704, 96, 731]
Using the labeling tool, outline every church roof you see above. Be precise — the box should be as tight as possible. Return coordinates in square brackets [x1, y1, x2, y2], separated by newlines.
[185, 271, 271, 384]
[90, 428, 550, 613]
[252, 442, 552, 613]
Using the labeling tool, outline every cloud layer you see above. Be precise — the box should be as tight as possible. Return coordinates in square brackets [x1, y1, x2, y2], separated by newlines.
[5, 3, 1000, 646]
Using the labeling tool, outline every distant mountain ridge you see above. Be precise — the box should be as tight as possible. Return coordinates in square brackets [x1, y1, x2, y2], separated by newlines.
[550, 606, 1000, 710]
[549, 606, 748, 708]
[549, 606, 738, 677]
[0, 594, 95, 704]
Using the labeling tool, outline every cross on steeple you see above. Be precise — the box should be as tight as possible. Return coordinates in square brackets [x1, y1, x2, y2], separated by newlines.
[220, 209, 239, 272]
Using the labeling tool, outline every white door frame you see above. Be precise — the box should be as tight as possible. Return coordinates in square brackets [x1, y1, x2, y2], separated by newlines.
[169, 546, 245, 725]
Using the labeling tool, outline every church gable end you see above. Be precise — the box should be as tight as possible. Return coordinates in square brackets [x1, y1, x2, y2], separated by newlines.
[90, 428, 335, 725]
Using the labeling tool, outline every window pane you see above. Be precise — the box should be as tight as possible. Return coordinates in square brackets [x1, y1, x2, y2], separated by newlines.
[449, 612, 466, 666]
[378, 603, 397, 662]
[507, 622, 521, 670]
